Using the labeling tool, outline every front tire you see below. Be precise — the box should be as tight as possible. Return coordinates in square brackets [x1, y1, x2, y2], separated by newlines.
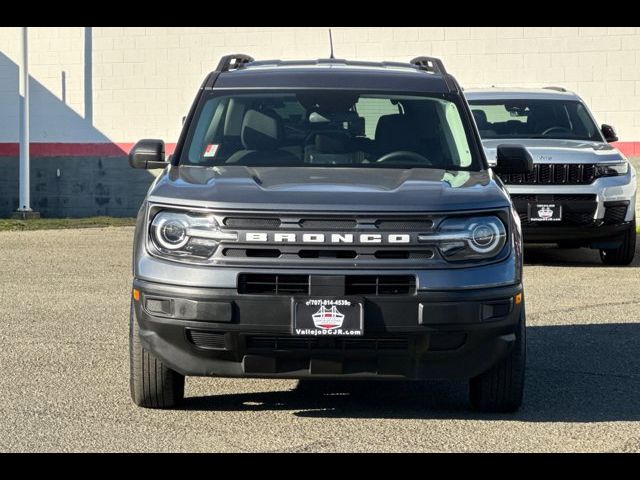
[599, 218, 636, 266]
[469, 307, 526, 413]
[129, 302, 185, 408]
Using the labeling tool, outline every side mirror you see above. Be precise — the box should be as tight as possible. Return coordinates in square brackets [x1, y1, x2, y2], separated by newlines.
[494, 144, 533, 174]
[601, 124, 618, 143]
[129, 139, 167, 169]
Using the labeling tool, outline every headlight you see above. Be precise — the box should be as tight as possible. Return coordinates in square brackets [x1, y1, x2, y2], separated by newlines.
[595, 161, 628, 177]
[419, 215, 507, 261]
[149, 210, 237, 262]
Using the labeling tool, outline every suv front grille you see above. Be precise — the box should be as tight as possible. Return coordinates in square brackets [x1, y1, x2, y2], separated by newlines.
[238, 274, 416, 296]
[499, 164, 597, 185]
[212, 212, 447, 268]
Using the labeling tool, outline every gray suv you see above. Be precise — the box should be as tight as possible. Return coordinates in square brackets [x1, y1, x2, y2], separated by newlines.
[467, 88, 637, 264]
[128, 55, 532, 412]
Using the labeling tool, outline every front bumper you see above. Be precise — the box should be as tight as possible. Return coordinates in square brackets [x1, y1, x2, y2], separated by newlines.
[133, 278, 524, 381]
[507, 170, 637, 245]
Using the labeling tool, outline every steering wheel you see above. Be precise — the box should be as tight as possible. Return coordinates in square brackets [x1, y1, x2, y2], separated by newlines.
[376, 151, 431, 165]
[541, 126, 572, 136]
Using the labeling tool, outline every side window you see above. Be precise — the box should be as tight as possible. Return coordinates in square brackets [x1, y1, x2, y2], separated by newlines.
[443, 102, 472, 167]
[575, 103, 596, 138]
[188, 97, 226, 163]
[355, 97, 400, 139]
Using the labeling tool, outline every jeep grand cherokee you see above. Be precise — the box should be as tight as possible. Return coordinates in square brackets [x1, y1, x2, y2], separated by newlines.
[467, 88, 637, 265]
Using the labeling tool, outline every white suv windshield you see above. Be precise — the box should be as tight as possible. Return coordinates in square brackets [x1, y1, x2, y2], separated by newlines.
[468, 99, 602, 142]
[181, 90, 480, 170]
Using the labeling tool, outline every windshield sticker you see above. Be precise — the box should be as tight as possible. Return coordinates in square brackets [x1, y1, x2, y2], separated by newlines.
[203, 144, 219, 158]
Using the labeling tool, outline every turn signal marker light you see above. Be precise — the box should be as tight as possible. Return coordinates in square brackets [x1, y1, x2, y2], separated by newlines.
[132, 288, 140, 301]
[514, 293, 522, 305]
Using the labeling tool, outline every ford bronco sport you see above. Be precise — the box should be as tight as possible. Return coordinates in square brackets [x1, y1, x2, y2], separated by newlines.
[128, 55, 532, 412]
[467, 88, 637, 265]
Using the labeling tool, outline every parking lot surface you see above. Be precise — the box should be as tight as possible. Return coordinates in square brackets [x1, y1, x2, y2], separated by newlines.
[0, 227, 639, 452]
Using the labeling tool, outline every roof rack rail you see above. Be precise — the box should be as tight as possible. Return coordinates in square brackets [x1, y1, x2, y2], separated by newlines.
[410, 56, 448, 75]
[216, 54, 254, 72]
[543, 86, 567, 92]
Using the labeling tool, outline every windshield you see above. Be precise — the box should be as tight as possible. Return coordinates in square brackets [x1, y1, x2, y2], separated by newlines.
[180, 90, 480, 171]
[467, 98, 602, 141]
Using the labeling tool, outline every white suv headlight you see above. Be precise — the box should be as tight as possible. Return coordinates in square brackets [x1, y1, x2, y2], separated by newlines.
[595, 161, 629, 177]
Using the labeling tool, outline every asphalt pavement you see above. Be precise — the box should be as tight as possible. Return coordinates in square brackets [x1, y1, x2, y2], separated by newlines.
[1, 227, 639, 452]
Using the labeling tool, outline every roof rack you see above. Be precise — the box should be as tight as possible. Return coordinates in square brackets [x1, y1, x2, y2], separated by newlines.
[248, 58, 419, 69]
[410, 56, 447, 75]
[216, 54, 254, 72]
[543, 86, 567, 92]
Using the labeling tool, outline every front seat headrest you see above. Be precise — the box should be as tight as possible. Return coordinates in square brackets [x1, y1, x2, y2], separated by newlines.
[241, 109, 283, 150]
[472, 110, 489, 128]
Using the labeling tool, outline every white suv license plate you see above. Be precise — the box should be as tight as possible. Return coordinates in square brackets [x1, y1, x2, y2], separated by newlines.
[529, 203, 562, 222]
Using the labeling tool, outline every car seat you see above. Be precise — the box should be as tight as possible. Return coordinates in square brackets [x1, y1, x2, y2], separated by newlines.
[226, 109, 299, 166]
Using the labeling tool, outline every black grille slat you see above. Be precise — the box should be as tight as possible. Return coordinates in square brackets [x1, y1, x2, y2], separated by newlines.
[375, 220, 434, 231]
[223, 248, 282, 258]
[549, 194, 597, 202]
[554, 164, 566, 183]
[374, 249, 434, 260]
[583, 164, 596, 183]
[187, 330, 227, 350]
[298, 249, 357, 259]
[299, 219, 357, 230]
[539, 164, 551, 183]
[224, 217, 281, 229]
[568, 164, 580, 183]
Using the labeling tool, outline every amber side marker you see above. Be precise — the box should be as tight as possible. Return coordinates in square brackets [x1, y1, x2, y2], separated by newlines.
[132, 288, 140, 301]
[514, 293, 522, 305]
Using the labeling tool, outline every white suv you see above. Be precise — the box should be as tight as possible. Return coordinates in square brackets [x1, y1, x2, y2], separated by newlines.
[466, 87, 637, 265]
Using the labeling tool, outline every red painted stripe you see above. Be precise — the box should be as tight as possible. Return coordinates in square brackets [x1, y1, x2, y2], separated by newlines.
[611, 142, 640, 157]
[0, 142, 637, 158]
[0, 142, 177, 157]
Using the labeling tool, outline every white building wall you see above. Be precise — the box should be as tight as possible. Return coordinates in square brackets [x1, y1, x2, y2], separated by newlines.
[1, 26, 640, 145]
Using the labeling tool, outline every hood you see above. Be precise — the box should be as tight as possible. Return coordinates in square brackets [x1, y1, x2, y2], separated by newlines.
[481, 139, 625, 165]
[147, 165, 510, 212]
